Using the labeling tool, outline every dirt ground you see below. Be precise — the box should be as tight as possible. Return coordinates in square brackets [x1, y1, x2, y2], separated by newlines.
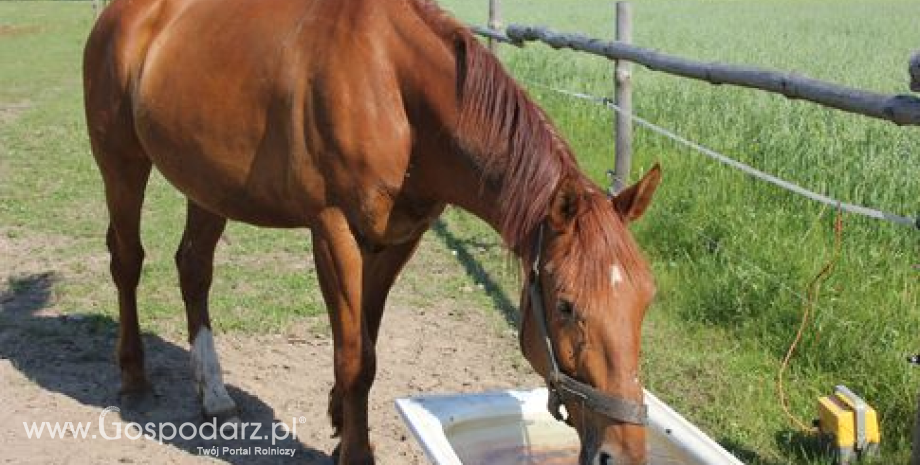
[0, 229, 540, 464]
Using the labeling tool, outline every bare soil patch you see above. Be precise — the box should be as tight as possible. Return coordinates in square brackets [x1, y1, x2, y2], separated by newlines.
[0, 228, 539, 464]
[0, 25, 43, 37]
[0, 101, 32, 125]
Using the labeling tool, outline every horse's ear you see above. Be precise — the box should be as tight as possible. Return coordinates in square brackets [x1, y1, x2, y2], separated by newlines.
[549, 178, 584, 233]
[612, 164, 661, 222]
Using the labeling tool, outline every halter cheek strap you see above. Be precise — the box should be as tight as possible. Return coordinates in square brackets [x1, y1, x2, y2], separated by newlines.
[528, 224, 648, 426]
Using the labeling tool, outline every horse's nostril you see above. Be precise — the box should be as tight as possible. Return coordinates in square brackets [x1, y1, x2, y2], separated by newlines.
[599, 451, 614, 465]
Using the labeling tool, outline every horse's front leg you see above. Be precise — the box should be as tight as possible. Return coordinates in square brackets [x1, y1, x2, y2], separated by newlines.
[312, 210, 376, 465]
[326, 232, 427, 450]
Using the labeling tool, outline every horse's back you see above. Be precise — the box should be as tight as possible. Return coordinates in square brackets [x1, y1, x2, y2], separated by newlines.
[85, 0, 421, 230]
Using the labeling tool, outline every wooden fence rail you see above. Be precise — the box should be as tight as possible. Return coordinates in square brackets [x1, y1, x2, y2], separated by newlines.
[478, 24, 920, 126]
[470, 25, 517, 45]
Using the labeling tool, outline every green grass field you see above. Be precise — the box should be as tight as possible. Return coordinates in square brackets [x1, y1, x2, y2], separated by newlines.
[1, 1, 918, 463]
[444, 1, 920, 463]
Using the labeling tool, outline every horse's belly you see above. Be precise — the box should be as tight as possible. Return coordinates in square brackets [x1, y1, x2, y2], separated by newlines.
[134, 69, 325, 225]
[148, 152, 316, 228]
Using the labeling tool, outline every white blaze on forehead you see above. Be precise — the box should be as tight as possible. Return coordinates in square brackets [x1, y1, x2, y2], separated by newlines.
[610, 264, 624, 286]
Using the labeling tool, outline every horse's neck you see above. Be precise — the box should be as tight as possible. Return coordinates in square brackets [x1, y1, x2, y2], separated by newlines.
[392, 10, 568, 250]
[416, 119, 567, 255]
[415, 96, 570, 254]
[414, 126, 508, 238]
[392, 44, 506, 235]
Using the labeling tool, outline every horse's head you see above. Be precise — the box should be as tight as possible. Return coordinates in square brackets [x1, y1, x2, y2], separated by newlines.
[520, 165, 661, 465]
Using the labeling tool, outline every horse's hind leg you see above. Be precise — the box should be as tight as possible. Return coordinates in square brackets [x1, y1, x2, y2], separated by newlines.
[97, 156, 152, 394]
[174, 201, 238, 421]
[85, 9, 163, 394]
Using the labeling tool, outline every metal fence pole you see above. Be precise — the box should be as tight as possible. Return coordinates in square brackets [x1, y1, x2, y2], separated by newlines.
[488, 0, 502, 54]
[613, 2, 633, 192]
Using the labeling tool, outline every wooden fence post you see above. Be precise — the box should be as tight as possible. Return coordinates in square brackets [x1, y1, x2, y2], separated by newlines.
[488, 0, 502, 54]
[93, 0, 109, 19]
[910, 51, 920, 465]
[910, 52, 920, 92]
[612, 1, 633, 192]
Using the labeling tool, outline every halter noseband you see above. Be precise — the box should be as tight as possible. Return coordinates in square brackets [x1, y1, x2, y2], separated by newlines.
[527, 223, 648, 426]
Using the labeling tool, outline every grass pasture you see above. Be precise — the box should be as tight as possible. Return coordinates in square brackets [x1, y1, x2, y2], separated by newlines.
[443, 0, 920, 462]
[1, 1, 918, 464]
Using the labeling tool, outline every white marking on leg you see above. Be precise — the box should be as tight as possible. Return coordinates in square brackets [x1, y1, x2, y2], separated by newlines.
[610, 264, 624, 287]
[191, 328, 237, 418]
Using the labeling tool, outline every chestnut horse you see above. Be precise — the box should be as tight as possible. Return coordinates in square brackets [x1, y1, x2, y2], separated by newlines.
[83, 0, 660, 463]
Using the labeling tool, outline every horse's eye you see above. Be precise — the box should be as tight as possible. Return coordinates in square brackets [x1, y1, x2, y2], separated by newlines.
[556, 300, 575, 317]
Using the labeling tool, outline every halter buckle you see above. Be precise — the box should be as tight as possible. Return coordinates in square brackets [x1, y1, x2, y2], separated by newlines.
[547, 385, 566, 422]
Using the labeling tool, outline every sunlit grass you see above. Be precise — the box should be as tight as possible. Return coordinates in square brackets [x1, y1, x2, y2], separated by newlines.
[1, 1, 917, 463]
[441, 0, 919, 463]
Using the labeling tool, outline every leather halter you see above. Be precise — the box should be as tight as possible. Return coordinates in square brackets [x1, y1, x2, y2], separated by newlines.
[527, 224, 648, 426]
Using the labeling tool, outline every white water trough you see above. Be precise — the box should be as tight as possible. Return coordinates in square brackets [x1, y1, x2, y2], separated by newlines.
[396, 388, 744, 465]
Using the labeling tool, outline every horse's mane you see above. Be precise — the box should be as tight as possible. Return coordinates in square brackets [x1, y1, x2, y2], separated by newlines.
[410, 0, 651, 296]
[409, 0, 579, 252]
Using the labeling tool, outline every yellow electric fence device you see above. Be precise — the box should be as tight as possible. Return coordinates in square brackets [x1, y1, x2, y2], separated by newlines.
[816, 385, 880, 464]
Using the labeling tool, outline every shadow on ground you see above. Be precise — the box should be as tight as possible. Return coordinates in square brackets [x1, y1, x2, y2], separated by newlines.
[715, 428, 835, 465]
[430, 220, 520, 327]
[0, 272, 331, 464]
[718, 435, 783, 465]
[774, 428, 836, 465]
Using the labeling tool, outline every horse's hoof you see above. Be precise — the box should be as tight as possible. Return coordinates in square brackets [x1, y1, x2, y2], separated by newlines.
[330, 444, 340, 462]
[119, 385, 156, 411]
[197, 384, 239, 423]
[331, 444, 375, 465]
[336, 455, 375, 465]
[201, 404, 241, 425]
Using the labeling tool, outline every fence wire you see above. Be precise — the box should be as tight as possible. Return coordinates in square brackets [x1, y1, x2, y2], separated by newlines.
[519, 79, 919, 230]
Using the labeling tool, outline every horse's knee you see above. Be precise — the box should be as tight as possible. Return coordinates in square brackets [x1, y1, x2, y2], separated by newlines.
[190, 328, 238, 420]
[106, 226, 144, 288]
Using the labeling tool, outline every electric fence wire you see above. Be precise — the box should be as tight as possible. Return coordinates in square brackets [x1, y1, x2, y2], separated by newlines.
[646, 178, 846, 432]
[518, 79, 919, 230]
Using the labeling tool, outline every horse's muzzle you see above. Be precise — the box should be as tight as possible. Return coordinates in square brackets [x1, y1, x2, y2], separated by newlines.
[587, 446, 648, 465]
